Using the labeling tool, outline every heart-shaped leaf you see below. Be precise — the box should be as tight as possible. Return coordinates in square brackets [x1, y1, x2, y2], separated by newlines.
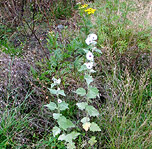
[90, 122, 101, 132]
[48, 88, 57, 95]
[58, 132, 80, 143]
[53, 113, 62, 119]
[75, 88, 86, 96]
[52, 126, 61, 137]
[85, 105, 99, 117]
[86, 87, 99, 99]
[88, 136, 97, 146]
[58, 90, 66, 96]
[81, 117, 90, 123]
[76, 102, 88, 110]
[44, 102, 57, 111]
[84, 74, 93, 86]
[58, 101, 69, 111]
[57, 116, 75, 130]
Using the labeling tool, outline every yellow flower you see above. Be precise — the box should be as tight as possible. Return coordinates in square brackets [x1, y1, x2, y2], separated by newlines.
[79, 4, 88, 9]
[85, 8, 96, 15]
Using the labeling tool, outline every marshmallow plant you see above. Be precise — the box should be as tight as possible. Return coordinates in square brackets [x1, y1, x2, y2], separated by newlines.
[45, 77, 80, 149]
[75, 34, 102, 146]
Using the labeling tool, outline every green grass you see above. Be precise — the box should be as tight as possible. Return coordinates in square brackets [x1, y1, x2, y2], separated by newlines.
[0, 105, 29, 148]
[98, 66, 152, 148]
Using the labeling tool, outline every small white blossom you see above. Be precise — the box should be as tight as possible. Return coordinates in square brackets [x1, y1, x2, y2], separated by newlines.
[85, 33, 97, 45]
[85, 62, 93, 69]
[58, 99, 62, 103]
[85, 37, 93, 45]
[87, 33, 97, 41]
[86, 51, 94, 61]
[57, 87, 60, 91]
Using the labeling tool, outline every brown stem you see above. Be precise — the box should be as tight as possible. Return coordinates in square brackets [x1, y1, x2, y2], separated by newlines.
[24, 19, 49, 60]
[36, 0, 52, 32]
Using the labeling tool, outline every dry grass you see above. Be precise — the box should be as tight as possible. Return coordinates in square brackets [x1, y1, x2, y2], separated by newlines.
[128, 0, 152, 27]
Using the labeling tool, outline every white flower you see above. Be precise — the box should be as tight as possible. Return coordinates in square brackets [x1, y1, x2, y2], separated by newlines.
[52, 77, 61, 85]
[85, 33, 97, 45]
[87, 33, 97, 41]
[58, 99, 62, 103]
[84, 62, 93, 69]
[57, 87, 60, 91]
[86, 51, 94, 61]
[85, 37, 93, 45]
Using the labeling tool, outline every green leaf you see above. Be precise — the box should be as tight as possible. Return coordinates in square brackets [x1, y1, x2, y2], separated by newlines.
[44, 102, 57, 111]
[85, 105, 99, 117]
[51, 83, 56, 88]
[57, 116, 75, 130]
[53, 113, 62, 119]
[66, 132, 80, 143]
[48, 88, 57, 95]
[58, 134, 66, 141]
[86, 87, 99, 99]
[48, 88, 66, 96]
[58, 132, 80, 143]
[58, 90, 66, 96]
[88, 136, 97, 146]
[75, 88, 86, 96]
[90, 122, 101, 132]
[58, 101, 69, 111]
[81, 117, 90, 123]
[90, 69, 96, 73]
[78, 64, 87, 72]
[94, 48, 102, 54]
[84, 74, 93, 86]
[52, 126, 61, 137]
[83, 49, 89, 53]
[76, 102, 88, 110]
[67, 142, 76, 149]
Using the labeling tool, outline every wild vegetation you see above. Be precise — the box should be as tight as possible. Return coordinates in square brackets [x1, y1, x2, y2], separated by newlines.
[0, 0, 152, 148]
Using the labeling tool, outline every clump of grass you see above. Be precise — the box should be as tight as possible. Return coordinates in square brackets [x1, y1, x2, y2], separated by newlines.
[0, 103, 29, 148]
[95, 0, 151, 55]
[98, 66, 152, 148]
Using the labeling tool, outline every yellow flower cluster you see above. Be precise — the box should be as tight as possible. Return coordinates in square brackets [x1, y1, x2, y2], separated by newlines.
[79, 4, 88, 9]
[85, 8, 96, 15]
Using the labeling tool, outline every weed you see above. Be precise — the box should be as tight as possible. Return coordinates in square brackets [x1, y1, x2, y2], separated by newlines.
[0, 104, 29, 148]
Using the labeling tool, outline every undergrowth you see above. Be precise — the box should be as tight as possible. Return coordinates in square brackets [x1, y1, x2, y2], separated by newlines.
[0, 0, 151, 148]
